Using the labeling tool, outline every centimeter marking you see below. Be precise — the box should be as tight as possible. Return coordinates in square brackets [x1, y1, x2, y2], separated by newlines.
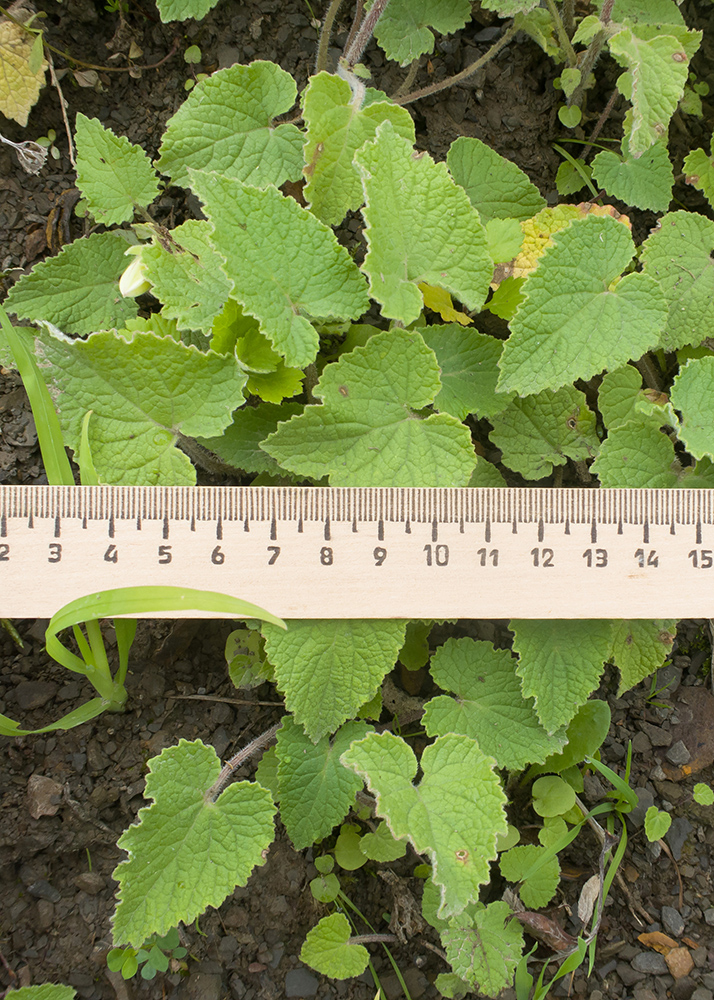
[1, 485, 714, 619]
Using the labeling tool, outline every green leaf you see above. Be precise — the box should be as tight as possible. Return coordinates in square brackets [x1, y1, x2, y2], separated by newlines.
[558, 105, 582, 128]
[499, 845, 560, 908]
[467, 459, 507, 487]
[373, 0, 471, 65]
[591, 418, 678, 487]
[262, 619, 406, 742]
[9, 988, 76, 1000]
[497, 215, 666, 395]
[591, 137, 673, 212]
[644, 805, 672, 842]
[156, 62, 303, 187]
[423, 638, 567, 770]
[434, 973, 471, 999]
[485, 218, 525, 264]
[5, 232, 138, 335]
[300, 914, 369, 979]
[441, 901, 525, 998]
[225, 627, 274, 690]
[511, 620, 613, 733]
[334, 822, 367, 870]
[417, 325, 514, 420]
[359, 820, 407, 862]
[640, 210, 714, 351]
[683, 140, 714, 211]
[490, 385, 599, 479]
[486, 276, 525, 322]
[609, 619, 676, 694]
[446, 136, 545, 223]
[480, 0, 539, 15]
[609, 24, 700, 156]
[112, 739, 276, 947]
[531, 775, 576, 817]
[302, 71, 415, 225]
[670, 357, 714, 459]
[555, 158, 592, 197]
[596, 0, 685, 24]
[356, 123, 493, 326]
[262, 329, 477, 487]
[275, 717, 372, 849]
[254, 746, 280, 802]
[597, 364, 646, 429]
[197, 402, 302, 478]
[74, 114, 159, 225]
[190, 170, 369, 369]
[37, 330, 246, 485]
[141, 221, 231, 333]
[534, 700, 611, 775]
[310, 871, 341, 902]
[341, 731, 507, 918]
[693, 783, 714, 806]
[154, 0, 219, 20]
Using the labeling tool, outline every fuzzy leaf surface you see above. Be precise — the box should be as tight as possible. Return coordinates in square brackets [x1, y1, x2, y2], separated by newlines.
[5, 232, 138, 335]
[191, 170, 368, 368]
[683, 140, 714, 211]
[499, 845, 559, 908]
[441, 901, 525, 998]
[342, 731, 507, 918]
[591, 419, 678, 487]
[74, 114, 160, 225]
[511, 620, 613, 733]
[0, 20, 46, 126]
[262, 619, 406, 742]
[356, 124, 492, 326]
[262, 329, 476, 486]
[497, 215, 666, 395]
[302, 72, 415, 225]
[591, 138, 673, 212]
[142, 221, 231, 333]
[447, 136, 546, 222]
[609, 620, 676, 694]
[38, 331, 246, 485]
[198, 402, 302, 477]
[489, 386, 599, 480]
[300, 914, 369, 978]
[11, 989, 76, 1000]
[640, 210, 714, 351]
[156, 61, 303, 187]
[276, 717, 372, 849]
[359, 821, 407, 862]
[423, 638, 567, 770]
[670, 357, 714, 459]
[112, 739, 275, 947]
[417, 325, 514, 420]
[609, 25, 700, 156]
[373, 0, 471, 64]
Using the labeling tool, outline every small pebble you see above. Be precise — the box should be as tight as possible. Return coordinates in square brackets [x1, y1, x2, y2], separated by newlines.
[26, 880, 61, 902]
[15, 681, 57, 710]
[662, 905, 685, 937]
[690, 990, 714, 1000]
[666, 817, 693, 860]
[285, 968, 318, 997]
[632, 952, 668, 974]
[666, 740, 692, 766]
[704, 908, 714, 926]
[672, 977, 698, 1000]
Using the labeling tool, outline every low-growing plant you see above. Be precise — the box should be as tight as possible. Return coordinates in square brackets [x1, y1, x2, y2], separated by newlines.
[2, 0, 713, 995]
[107, 927, 187, 980]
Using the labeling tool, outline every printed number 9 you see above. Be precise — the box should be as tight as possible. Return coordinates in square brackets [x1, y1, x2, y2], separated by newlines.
[373, 546, 387, 566]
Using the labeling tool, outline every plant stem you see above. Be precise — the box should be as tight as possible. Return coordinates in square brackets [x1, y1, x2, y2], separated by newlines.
[47, 49, 75, 167]
[562, 0, 575, 38]
[581, 89, 619, 157]
[567, 29, 607, 108]
[343, 0, 364, 61]
[315, 0, 343, 73]
[349, 933, 398, 945]
[395, 23, 518, 106]
[545, 0, 578, 66]
[635, 354, 663, 393]
[206, 722, 280, 801]
[343, 0, 391, 68]
[392, 57, 420, 100]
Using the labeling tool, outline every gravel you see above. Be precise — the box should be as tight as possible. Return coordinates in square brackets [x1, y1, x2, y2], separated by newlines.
[632, 952, 669, 975]
[662, 905, 686, 937]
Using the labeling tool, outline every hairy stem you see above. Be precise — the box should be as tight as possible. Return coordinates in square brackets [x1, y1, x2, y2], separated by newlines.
[395, 22, 518, 106]
[392, 57, 420, 100]
[545, 0, 578, 66]
[315, 0, 344, 73]
[206, 723, 280, 802]
[562, 0, 575, 38]
[344, 0, 391, 67]
[343, 0, 365, 60]
[581, 89, 619, 156]
[349, 934, 398, 945]
[568, 30, 607, 108]
[635, 354, 664, 393]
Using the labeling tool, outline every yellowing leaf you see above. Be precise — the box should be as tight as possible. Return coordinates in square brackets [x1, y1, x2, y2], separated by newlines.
[0, 20, 47, 126]
[509, 204, 631, 281]
[418, 283, 472, 325]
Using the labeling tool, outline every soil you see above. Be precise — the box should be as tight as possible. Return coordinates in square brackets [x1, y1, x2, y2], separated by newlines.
[1, 1, 714, 999]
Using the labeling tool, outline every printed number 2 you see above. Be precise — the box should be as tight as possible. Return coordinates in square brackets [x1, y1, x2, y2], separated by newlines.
[531, 548, 553, 567]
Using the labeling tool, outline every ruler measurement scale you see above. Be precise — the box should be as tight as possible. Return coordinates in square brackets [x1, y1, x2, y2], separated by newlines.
[2, 486, 714, 618]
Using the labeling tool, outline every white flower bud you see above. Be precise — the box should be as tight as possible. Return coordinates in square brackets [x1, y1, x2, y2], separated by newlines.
[119, 254, 151, 298]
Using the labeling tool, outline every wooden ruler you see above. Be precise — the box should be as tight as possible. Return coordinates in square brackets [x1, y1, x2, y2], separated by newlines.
[1, 485, 713, 619]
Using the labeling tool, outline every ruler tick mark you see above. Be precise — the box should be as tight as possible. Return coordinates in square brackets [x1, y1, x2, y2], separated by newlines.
[298, 517, 303, 533]
[137, 515, 142, 531]
[217, 517, 223, 540]
[405, 520, 411, 534]
[82, 515, 87, 530]
[190, 515, 195, 532]
[270, 516, 277, 541]
[0, 513, 6, 537]
[432, 518, 438, 542]
[512, 517, 517, 534]
[697, 520, 702, 545]
[538, 518, 544, 543]
[108, 515, 115, 539]
[378, 519, 384, 542]
[163, 515, 169, 540]
[459, 517, 464, 534]
[591, 519, 597, 544]
[564, 519, 570, 535]
[54, 515, 61, 539]
[643, 521, 649, 544]
[485, 518, 491, 543]
[27, 513, 33, 530]
[324, 518, 331, 542]
[243, 516, 249, 533]
[618, 519, 623, 535]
